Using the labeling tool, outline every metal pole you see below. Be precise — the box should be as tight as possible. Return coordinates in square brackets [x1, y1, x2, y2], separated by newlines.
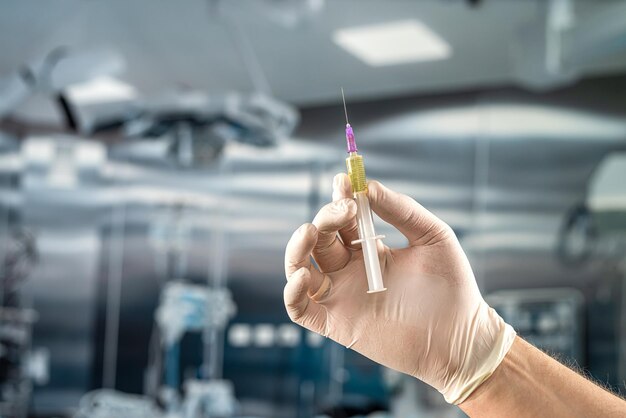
[471, 102, 491, 291]
[202, 158, 231, 380]
[102, 203, 126, 389]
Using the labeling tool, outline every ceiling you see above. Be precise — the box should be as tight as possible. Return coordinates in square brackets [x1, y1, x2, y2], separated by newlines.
[1, 0, 626, 123]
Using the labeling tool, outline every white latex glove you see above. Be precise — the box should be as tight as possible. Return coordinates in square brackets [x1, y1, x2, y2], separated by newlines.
[284, 174, 516, 404]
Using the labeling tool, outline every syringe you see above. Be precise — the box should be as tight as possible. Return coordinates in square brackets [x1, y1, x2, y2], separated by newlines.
[341, 89, 386, 293]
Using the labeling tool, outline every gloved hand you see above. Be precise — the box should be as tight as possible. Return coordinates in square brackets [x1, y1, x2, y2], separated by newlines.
[284, 173, 516, 404]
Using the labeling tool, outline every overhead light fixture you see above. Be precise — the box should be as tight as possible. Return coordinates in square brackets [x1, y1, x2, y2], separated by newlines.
[333, 19, 451, 66]
[66, 76, 137, 105]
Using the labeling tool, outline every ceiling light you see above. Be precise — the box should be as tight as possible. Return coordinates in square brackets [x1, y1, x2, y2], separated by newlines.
[333, 19, 451, 66]
[66, 76, 137, 105]
[23, 138, 55, 163]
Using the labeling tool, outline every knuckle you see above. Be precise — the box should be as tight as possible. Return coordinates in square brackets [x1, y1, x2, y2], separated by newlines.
[285, 301, 307, 324]
[287, 308, 305, 323]
[298, 223, 316, 236]
[331, 199, 347, 213]
[293, 266, 309, 279]
[441, 223, 456, 240]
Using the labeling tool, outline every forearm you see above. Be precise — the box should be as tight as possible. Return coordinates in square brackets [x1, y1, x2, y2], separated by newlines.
[460, 337, 626, 418]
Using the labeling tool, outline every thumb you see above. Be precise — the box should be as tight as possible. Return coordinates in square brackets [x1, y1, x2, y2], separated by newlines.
[367, 180, 451, 246]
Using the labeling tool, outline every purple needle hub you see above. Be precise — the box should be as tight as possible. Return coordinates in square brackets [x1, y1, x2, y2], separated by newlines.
[346, 123, 358, 153]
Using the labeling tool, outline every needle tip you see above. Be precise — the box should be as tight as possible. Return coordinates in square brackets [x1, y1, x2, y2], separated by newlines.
[341, 88, 349, 124]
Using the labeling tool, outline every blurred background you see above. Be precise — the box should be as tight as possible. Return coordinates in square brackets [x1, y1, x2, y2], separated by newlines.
[1, 0, 626, 417]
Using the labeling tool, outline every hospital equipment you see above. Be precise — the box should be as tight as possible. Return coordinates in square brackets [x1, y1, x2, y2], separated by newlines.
[486, 288, 584, 361]
[558, 152, 626, 384]
[0, 47, 124, 118]
[341, 89, 386, 293]
[74, 390, 163, 418]
[0, 227, 46, 418]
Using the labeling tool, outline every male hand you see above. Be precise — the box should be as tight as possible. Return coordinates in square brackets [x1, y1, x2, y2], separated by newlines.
[284, 173, 515, 404]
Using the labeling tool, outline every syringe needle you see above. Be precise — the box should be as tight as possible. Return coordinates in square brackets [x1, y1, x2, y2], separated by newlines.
[341, 87, 349, 125]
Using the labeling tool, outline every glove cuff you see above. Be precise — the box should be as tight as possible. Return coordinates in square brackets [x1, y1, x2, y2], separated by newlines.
[441, 305, 516, 405]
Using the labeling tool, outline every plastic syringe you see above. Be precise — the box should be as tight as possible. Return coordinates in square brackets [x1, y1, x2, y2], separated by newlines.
[341, 89, 386, 293]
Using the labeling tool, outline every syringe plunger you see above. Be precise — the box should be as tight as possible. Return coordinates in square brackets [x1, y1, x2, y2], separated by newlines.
[352, 193, 386, 293]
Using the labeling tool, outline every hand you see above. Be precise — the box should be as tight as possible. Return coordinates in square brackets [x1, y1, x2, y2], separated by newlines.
[284, 173, 515, 404]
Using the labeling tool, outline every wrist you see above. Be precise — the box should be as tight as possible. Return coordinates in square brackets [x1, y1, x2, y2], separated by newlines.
[460, 336, 522, 411]
[461, 330, 626, 417]
[440, 304, 516, 405]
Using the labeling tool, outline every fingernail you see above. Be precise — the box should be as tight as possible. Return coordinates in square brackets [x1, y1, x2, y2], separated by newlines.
[333, 174, 342, 189]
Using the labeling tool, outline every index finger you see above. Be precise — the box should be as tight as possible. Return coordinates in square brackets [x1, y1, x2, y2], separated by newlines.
[312, 198, 356, 273]
[367, 180, 451, 246]
[284, 223, 317, 278]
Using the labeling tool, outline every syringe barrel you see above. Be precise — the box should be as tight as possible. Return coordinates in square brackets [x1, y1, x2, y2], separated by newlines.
[346, 153, 367, 194]
[346, 154, 386, 293]
[354, 192, 386, 293]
